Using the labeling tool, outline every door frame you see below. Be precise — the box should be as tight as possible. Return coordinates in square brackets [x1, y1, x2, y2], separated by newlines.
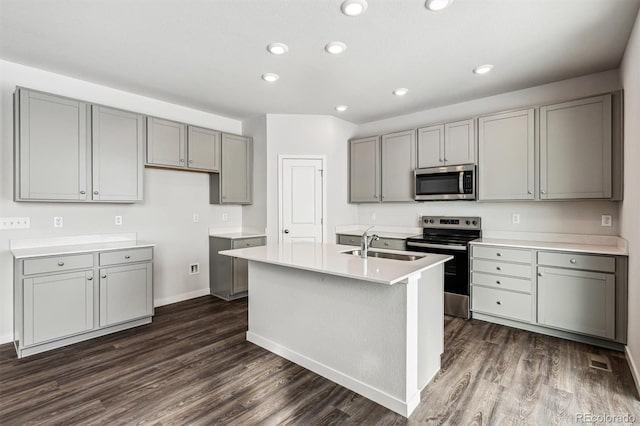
[278, 155, 327, 244]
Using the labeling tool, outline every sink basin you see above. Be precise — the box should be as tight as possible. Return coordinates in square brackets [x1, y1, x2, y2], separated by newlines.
[342, 249, 425, 261]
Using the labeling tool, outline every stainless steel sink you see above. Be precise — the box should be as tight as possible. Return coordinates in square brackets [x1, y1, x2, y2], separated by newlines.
[342, 249, 425, 261]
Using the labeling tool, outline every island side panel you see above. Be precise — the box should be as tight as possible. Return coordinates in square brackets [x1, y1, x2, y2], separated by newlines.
[246, 261, 411, 412]
[417, 263, 444, 390]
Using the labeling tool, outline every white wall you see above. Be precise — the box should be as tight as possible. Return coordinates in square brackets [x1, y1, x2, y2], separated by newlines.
[0, 60, 243, 343]
[265, 114, 359, 242]
[620, 9, 640, 390]
[242, 115, 267, 234]
[354, 70, 622, 236]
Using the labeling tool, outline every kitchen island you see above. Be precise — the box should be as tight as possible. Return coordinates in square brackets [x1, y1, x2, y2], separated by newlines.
[219, 242, 451, 417]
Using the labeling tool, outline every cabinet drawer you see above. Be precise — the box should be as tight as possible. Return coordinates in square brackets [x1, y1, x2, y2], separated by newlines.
[23, 254, 94, 276]
[472, 246, 532, 264]
[232, 237, 265, 249]
[371, 238, 405, 251]
[472, 286, 532, 322]
[471, 272, 532, 293]
[100, 248, 153, 266]
[537, 251, 615, 273]
[338, 235, 360, 246]
[471, 259, 532, 279]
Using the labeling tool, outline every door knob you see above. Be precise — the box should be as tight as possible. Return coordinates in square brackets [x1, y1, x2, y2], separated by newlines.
[284, 229, 290, 234]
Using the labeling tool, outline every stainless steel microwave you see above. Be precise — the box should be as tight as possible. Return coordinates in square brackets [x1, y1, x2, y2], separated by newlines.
[414, 164, 476, 201]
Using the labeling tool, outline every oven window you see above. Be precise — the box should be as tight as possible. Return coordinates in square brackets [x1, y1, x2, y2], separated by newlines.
[416, 173, 460, 195]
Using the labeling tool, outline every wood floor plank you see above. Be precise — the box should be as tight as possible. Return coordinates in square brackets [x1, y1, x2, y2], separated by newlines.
[1, 295, 638, 425]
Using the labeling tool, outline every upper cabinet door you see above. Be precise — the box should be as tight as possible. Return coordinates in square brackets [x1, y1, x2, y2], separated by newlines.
[16, 89, 89, 201]
[187, 126, 221, 172]
[478, 109, 535, 201]
[92, 106, 144, 201]
[417, 125, 444, 168]
[221, 134, 252, 204]
[146, 117, 186, 167]
[349, 136, 380, 203]
[444, 119, 475, 165]
[381, 130, 416, 202]
[540, 95, 612, 199]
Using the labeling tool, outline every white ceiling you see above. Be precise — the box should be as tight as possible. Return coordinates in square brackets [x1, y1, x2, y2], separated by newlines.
[1, 0, 639, 124]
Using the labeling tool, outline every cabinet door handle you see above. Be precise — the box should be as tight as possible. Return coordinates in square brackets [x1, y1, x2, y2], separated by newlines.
[443, 158, 448, 162]
[179, 159, 185, 163]
[384, 242, 389, 246]
[80, 190, 86, 195]
[496, 280, 501, 284]
[438, 158, 443, 162]
[124, 255, 131, 259]
[541, 190, 546, 194]
[101, 274, 107, 279]
[93, 191, 99, 195]
[538, 272, 543, 277]
[496, 301, 502, 305]
[246, 243, 251, 246]
[496, 252, 502, 257]
[528, 190, 533, 194]
[188, 160, 193, 164]
[496, 266, 502, 271]
[57, 261, 64, 266]
[87, 276, 93, 281]
[373, 194, 378, 199]
[570, 258, 577, 264]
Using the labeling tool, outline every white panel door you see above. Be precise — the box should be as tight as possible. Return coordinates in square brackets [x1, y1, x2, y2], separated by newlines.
[281, 158, 324, 244]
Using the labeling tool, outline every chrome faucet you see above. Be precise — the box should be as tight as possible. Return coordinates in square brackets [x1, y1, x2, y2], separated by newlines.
[361, 226, 379, 259]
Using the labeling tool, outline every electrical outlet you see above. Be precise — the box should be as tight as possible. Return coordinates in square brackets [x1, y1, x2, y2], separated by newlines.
[115, 216, 123, 225]
[189, 263, 200, 275]
[601, 215, 612, 227]
[222, 213, 229, 222]
[370, 212, 376, 221]
[512, 213, 520, 224]
[0, 217, 30, 229]
[54, 217, 63, 228]
[193, 213, 199, 223]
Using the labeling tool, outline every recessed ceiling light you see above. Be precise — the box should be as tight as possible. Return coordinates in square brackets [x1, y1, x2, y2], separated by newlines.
[335, 105, 348, 112]
[341, 0, 368, 16]
[393, 88, 409, 96]
[473, 64, 494, 75]
[267, 42, 289, 55]
[425, 0, 453, 11]
[325, 42, 347, 55]
[261, 73, 280, 82]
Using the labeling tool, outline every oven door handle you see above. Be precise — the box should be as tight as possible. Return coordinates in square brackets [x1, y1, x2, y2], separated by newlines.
[407, 242, 468, 251]
[459, 172, 464, 194]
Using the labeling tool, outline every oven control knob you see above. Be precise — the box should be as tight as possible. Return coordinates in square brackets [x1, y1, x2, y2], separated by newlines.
[429, 219, 434, 224]
[472, 220, 477, 225]
[466, 220, 470, 225]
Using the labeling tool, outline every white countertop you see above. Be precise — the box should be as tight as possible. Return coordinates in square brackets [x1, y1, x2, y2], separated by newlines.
[11, 240, 155, 259]
[470, 238, 627, 256]
[209, 231, 267, 239]
[219, 242, 452, 285]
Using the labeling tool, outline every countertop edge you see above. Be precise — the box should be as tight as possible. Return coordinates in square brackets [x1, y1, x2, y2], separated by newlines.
[12, 242, 156, 259]
[469, 238, 628, 256]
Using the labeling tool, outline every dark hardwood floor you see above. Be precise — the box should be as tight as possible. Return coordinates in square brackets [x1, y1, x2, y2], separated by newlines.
[1, 296, 638, 425]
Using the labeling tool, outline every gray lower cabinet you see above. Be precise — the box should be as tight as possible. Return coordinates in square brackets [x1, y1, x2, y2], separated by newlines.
[14, 247, 154, 358]
[210, 236, 266, 300]
[470, 243, 627, 349]
[381, 130, 416, 202]
[210, 134, 253, 204]
[349, 136, 381, 203]
[478, 109, 535, 200]
[14, 88, 144, 203]
[336, 234, 406, 250]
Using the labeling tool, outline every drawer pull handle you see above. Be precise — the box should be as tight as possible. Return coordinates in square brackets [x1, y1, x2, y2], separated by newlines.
[246, 243, 250, 246]
[124, 255, 131, 259]
[87, 276, 93, 281]
[570, 258, 577, 264]
[94, 191, 99, 195]
[101, 275, 107, 279]
[496, 301, 502, 305]
[496, 253, 502, 257]
[384, 242, 389, 246]
[496, 280, 501, 284]
[57, 261, 65, 266]
[496, 266, 502, 271]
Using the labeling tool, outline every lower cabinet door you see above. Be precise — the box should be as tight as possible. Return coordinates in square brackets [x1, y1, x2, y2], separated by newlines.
[100, 263, 153, 327]
[232, 258, 248, 294]
[537, 267, 615, 339]
[23, 270, 95, 346]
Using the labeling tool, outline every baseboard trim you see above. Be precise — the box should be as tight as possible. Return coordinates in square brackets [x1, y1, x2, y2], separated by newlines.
[246, 331, 419, 417]
[625, 346, 640, 400]
[0, 333, 13, 345]
[154, 288, 210, 307]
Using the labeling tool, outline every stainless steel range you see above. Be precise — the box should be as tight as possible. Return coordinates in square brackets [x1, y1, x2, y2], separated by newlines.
[406, 216, 481, 319]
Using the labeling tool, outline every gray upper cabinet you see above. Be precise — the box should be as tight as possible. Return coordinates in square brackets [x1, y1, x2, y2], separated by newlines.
[187, 126, 221, 172]
[417, 125, 444, 168]
[349, 136, 381, 203]
[146, 117, 186, 168]
[211, 133, 253, 204]
[540, 95, 612, 199]
[444, 119, 475, 165]
[381, 130, 416, 202]
[478, 109, 535, 201]
[14, 88, 144, 203]
[417, 119, 475, 168]
[15, 89, 89, 201]
[92, 106, 144, 201]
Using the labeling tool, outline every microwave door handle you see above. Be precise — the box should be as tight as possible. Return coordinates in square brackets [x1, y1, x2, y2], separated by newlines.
[459, 172, 464, 194]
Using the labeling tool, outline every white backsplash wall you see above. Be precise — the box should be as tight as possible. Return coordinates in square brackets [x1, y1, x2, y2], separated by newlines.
[0, 60, 243, 343]
[357, 201, 620, 235]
